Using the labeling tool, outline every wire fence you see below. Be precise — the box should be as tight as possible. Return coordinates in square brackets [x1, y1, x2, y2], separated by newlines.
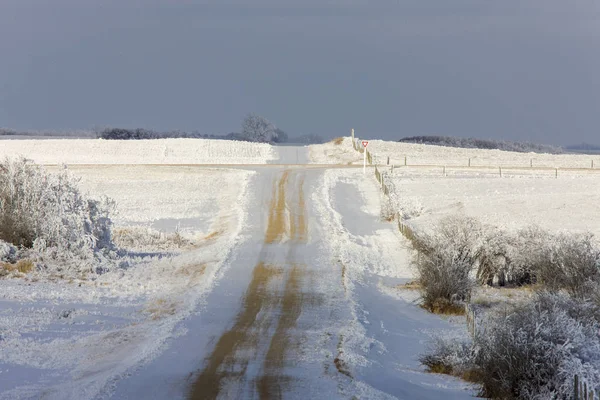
[350, 133, 600, 176]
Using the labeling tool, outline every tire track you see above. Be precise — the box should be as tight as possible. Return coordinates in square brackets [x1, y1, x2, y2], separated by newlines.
[188, 263, 282, 400]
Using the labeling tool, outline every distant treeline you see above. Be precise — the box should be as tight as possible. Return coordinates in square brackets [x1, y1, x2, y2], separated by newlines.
[0, 128, 95, 138]
[96, 127, 324, 144]
[96, 128, 237, 141]
[0, 127, 325, 144]
[398, 135, 564, 154]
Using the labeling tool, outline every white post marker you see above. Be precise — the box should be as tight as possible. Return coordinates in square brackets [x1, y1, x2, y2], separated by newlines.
[362, 140, 369, 174]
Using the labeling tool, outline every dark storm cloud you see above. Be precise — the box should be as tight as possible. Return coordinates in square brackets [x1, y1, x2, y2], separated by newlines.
[1, 0, 599, 144]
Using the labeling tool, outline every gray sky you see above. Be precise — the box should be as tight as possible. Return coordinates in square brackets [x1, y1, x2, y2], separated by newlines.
[1, 0, 599, 144]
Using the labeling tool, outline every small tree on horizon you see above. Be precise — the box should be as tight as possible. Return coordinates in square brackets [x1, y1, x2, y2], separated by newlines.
[241, 114, 277, 143]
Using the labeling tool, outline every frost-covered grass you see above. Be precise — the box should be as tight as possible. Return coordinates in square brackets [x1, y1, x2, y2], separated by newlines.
[0, 138, 276, 165]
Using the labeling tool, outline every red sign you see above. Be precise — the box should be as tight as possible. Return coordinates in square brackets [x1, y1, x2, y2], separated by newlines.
[362, 141, 369, 148]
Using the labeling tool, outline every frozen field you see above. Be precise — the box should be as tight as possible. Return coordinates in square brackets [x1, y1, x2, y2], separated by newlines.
[48, 165, 251, 229]
[385, 172, 600, 237]
[0, 138, 276, 165]
[311, 137, 600, 237]
[310, 137, 600, 169]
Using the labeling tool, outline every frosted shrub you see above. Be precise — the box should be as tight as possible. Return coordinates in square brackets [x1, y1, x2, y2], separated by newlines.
[380, 197, 395, 222]
[503, 226, 551, 286]
[474, 292, 600, 399]
[0, 240, 17, 263]
[413, 215, 482, 312]
[420, 331, 474, 376]
[476, 229, 510, 286]
[0, 158, 116, 274]
[536, 233, 600, 299]
[421, 293, 600, 399]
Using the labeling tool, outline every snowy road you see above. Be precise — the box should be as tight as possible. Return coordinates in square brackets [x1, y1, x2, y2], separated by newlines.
[109, 147, 474, 400]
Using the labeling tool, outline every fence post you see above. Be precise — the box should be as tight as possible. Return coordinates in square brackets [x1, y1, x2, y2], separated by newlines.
[556, 168, 558, 178]
[404, 156, 407, 166]
[592, 160, 594, 169]
[387, 156, 390, 165]
[530, 159, 533, 168]
[468, 158, 471, 167]
[575, 375, 579, 400]
[499, 167, 502, 177]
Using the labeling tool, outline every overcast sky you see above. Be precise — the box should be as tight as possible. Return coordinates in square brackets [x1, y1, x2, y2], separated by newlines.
[1, 0, 599, 144]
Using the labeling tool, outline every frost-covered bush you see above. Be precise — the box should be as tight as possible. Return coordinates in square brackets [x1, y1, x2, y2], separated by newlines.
[474, 292, 600, 399]
[421, 293, 600, 399]
[420, 331, 474, 376]
[413, 215, 483, 312]
[535, 233, 600, 299]
[413, 214, 600, 294]
[476, 229, 511, 286]
[0, 158, 116, 273]
[380, 197, 396, 222]
[503, 226, 551, 286]
[0, 239, 18, 263]
[502, 228, 600, 295]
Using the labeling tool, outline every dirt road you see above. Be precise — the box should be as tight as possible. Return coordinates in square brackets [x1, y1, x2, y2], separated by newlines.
[110, 149, 475, 400]
[190, 170, 311, 399]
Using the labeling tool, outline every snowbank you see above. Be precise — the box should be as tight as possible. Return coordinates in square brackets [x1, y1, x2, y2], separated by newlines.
[311, 168, 475, 399]
[309, 137, 362, 164]
[0, 138, 276, 165]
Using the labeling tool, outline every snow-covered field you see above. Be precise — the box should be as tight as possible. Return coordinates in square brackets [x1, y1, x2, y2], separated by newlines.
[312, 137, 600, 237]
[310, 137, 600, 169]
[0, 165, 254, 399]
[385, 173, 600, 237]
[3, 136, 598, 399]
[0, 139, 276, 164]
